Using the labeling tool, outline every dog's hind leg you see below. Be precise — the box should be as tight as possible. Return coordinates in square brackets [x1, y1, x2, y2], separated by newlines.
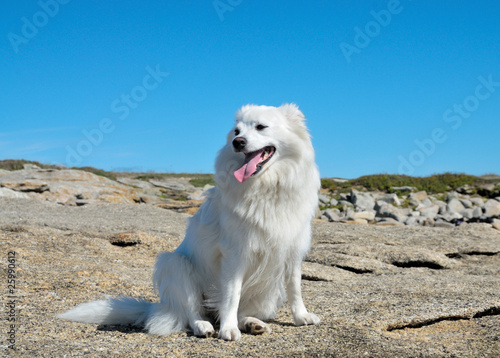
[148, 252, 214, 337]
[238, 316, 271, 335]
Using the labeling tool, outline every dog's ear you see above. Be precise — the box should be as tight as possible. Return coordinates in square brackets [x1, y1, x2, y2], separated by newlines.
[279, 103, 306, 123]
[279, 103, 311, 142]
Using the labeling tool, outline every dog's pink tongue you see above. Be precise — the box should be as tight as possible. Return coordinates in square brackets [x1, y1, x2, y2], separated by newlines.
[234, 150, 264, 183]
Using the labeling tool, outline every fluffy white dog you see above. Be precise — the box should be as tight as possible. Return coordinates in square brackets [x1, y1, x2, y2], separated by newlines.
[59, 104, 321, 341]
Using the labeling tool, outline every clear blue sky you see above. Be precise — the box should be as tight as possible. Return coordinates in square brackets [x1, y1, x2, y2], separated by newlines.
[1, 1, 499, 178]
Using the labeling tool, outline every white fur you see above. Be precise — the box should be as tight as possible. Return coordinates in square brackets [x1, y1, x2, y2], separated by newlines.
[58, 104, 321, 341]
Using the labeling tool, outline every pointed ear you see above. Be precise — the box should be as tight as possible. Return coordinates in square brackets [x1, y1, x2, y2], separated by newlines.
[279, 103, 311, 142]
[279, 103, 306, 123]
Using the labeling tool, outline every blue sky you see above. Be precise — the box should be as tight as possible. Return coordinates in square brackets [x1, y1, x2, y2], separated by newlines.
[1, 1, 499, 178]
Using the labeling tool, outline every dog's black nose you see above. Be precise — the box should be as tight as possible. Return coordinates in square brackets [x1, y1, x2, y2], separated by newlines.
[232, 137, 247, 152]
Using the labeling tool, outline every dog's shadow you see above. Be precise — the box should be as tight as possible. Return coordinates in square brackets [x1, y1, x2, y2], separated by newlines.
[268, 319, 295, 327]
[96, 319, 295, 336]
[97, 324, 209, 338]
[97, 324, 144, 335]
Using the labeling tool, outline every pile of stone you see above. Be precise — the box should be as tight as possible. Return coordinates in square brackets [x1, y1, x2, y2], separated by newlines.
[320, 188, 500, 230]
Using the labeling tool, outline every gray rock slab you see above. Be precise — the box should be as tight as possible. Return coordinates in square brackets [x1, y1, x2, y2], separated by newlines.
[0, 169, 140, 205]
[149, 179, 189, 191]
[0, 187, 30, 199]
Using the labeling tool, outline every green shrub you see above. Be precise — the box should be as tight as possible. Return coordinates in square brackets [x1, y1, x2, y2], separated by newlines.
[320, 178, 337, 191]
[0, 159, 56, 171]
[189, 175, 215, 188]
[321, 173, 482, 194]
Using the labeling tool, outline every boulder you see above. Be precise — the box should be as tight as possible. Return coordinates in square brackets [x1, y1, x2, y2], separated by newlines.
[412, 191, 428, 202]
[447, 198, 465, 213]
[439, 211, 463, 222]
[483, 199, 500, 217]
[460, 208, 474, 220]
[420, 198, 433, 207]
[354, 211, 376, 221]
[470, 197, 484, 207]
[477, 183, 496, 197]
[472, 207, 483, 218]
[345, 208, 356, 221]
[318, 193, 330, 204]
[350, 189, 375, 211]
[418, 205, 440, 220]
[324, 209, 341, 222]
[330, 198, 339, 206]
[457, 185, 475, 195]
[408, 197, 420, 207]
[421, 217, 435, 226]
[405, 217, 419, 226]
[375, 201, 406, 222]
[380, 193, 401, 206]
[339, 200, 354, 208]
[460, 199, 473, 209]
[446, 191, 459, 202]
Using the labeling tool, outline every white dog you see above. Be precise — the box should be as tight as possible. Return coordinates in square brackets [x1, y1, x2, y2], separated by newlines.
[59, 104, 321, 341]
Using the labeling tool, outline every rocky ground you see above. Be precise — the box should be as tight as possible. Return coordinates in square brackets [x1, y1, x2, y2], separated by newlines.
[0, 165, 499, 356]
[0, 201, 499, 356]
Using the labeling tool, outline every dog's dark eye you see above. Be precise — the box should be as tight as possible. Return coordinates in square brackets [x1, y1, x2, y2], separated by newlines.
[234, 128, 240, 136]
[256, 124, 267, 131]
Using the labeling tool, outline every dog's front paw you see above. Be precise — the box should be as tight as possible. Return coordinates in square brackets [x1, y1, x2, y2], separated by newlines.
[218, 326, 241, 341]
[294, 312, 320, 326]
[193, 320, 215, 338]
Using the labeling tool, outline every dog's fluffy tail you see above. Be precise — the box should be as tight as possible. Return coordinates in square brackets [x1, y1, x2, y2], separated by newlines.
[57, 296, 151, 326]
